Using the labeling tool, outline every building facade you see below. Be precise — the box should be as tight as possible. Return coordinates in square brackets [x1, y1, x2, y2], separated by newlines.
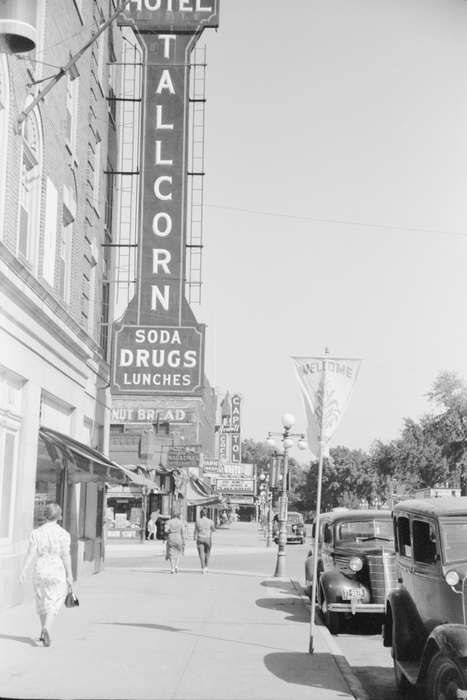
[0, 0, 130, 611]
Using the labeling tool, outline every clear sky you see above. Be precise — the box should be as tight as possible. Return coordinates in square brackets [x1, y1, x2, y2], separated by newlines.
[195, 0, 467, 460]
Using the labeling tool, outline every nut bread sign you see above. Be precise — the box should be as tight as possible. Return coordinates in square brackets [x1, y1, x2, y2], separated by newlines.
[112, 1, 219, 394]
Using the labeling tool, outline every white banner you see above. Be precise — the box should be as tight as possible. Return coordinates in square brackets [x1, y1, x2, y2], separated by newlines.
[291, 356, 362, 459]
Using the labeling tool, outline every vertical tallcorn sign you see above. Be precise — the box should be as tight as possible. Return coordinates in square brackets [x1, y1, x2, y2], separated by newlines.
[112, 0, 220, 395]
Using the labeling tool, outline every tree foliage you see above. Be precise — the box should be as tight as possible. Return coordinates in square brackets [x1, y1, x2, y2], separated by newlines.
[240, 372, 467, 514]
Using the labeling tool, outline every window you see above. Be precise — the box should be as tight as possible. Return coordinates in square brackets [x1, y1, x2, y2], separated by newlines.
[323, 523, 332, 544]
[59, 187, 76, 303]
[0, 430, 17, 538]
[66, 73, 79, 155]
[0, 55, 10, 237]
[413, 520, 438, 565]
[18, 107, 42, 264]
[0, 370, 23, 541]
[42, 178, 58, 286]
[93, 133, 102, 211]
[396, 516, 411, 558]
[88, 242, 98, 335]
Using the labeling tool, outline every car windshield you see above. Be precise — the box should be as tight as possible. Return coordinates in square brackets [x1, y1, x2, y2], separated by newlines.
[440, 518, 467, 563]
[335, 519, 394, 544]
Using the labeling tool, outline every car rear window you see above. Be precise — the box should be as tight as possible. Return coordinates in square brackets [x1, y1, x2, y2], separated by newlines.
[335, 519, 394, 544]
[288, 513, 303, 523]
[440, 518, 467, 563]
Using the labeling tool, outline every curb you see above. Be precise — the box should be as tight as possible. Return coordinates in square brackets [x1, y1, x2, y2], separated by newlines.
[290, 578, 371, 700]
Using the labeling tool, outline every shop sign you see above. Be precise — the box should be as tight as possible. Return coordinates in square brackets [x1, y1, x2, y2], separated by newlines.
[113, 326, 204, 395]
[167, 446, 200, 469]
[202, 458, 220, 473]
[121, 0, 220, 31]
[216, 477, 254, 494]
[112, 7, 217, 396]
[230, 394, 241, 463]
[222, 463, 253, 477]
[219, 432, 227, 460]
[111, 406, 194, 423]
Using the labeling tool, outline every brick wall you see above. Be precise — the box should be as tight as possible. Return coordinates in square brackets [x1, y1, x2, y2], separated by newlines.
[1, 0, 123, 354]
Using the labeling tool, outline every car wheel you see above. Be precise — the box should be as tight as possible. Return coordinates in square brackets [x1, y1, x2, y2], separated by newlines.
[425, 651, 467, 700]
[320, 586, 340, 635]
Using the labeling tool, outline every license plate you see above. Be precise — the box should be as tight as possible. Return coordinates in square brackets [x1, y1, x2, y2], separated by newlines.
[342, 588, 364, 600]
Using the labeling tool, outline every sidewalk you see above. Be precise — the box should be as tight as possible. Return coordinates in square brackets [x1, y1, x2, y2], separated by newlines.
[0, 523, 367, 700]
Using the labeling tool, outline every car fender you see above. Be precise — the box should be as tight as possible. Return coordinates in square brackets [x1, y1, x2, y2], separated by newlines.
[385, 587, 426, 660]
[416, 623, 467, 684]
[319, 569, 369, 604]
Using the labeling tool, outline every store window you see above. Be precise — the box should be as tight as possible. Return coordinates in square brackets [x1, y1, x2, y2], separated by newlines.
[106, 486, 143, 540]
[0, 370, 23, 540]
[34, 433, 64, 527]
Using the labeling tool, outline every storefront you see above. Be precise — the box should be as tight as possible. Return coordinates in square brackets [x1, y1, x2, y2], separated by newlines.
[105, 468, 162, 541]
[36, 427, 148, 570]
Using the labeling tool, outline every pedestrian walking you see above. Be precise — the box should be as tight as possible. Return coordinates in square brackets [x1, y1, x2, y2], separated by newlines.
[146, 511, 158, 540]
[164, 506, 185, 573]
[19, 503, 73, 647]
[194, 508, 215, 574]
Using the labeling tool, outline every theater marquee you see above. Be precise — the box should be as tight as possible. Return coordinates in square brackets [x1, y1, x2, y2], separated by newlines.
[112, 1, 219, 396]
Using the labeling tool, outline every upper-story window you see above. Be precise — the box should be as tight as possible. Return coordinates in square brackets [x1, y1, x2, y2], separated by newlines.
[0, 55, 10, 239]
[66, 72, 79, 157]
[18, 107, 43, 265]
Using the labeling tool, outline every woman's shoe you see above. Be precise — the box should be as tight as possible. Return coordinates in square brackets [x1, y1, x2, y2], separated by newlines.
[42, 629, 51, 647]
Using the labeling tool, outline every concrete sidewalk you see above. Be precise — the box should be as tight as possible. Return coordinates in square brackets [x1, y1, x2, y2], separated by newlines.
[0, 523, 367, 700]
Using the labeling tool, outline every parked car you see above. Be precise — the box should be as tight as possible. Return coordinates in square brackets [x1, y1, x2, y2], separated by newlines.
[305, 508, 397, 634]
[273, 511, 306, 544]
[384, 497, 467, 699]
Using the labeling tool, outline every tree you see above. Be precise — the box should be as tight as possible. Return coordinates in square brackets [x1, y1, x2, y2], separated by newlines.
[426, 371, 467, 492]
[241, 438, 273, 472]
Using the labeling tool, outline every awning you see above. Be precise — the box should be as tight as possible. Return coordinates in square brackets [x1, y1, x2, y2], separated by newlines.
[118, 466, 161, 491]
[39, 427, 159, 489]
[184, 476, 222, 506]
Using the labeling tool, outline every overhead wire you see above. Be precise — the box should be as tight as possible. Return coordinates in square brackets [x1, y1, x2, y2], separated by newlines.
[205, 204, 467, 239]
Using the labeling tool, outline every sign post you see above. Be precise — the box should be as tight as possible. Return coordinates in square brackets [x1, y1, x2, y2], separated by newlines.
[292, 351, 362, 654]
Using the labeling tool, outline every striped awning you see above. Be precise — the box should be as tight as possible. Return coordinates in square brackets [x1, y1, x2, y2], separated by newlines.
[39, 427, 159, 490]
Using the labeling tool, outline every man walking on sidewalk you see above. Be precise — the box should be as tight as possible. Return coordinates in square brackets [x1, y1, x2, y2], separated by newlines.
[194, 508, 215, 574]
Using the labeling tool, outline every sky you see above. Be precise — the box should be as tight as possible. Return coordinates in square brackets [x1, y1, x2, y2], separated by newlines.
[195, 0, 467, 460]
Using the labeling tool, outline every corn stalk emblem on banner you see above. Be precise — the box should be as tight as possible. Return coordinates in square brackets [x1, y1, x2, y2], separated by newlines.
[291, 356, 362, 458]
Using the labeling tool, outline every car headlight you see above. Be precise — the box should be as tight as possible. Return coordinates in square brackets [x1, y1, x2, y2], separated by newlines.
[445, 570, 460, 586]
[349, 557, 363, 572]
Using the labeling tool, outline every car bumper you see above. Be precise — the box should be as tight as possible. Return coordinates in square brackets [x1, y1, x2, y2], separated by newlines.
[328, 602, 385, 614]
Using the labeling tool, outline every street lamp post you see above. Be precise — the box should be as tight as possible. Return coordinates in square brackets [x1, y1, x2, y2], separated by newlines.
[259, 471, 273, 547]
[266, 413, 307, 578]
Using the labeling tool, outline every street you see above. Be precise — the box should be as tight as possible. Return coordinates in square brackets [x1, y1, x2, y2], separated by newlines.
[1, 521, 371, 700]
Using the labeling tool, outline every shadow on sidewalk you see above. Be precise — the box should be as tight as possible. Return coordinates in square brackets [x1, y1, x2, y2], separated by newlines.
[99, 622, 291, 652]
[255, 597, 308, 623]
[0, 633, 39, 647]
[260, 579, 295, 593]
[101, 622, 186, 633]
[264, 651, 350, 696]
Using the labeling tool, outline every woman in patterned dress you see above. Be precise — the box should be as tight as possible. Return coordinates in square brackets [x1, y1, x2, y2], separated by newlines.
[20, 503, 73, 646]
[164, 505, 185, 574]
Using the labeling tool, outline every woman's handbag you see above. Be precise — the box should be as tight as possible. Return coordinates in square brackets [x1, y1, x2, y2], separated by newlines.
[65, 588, 79, 608]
